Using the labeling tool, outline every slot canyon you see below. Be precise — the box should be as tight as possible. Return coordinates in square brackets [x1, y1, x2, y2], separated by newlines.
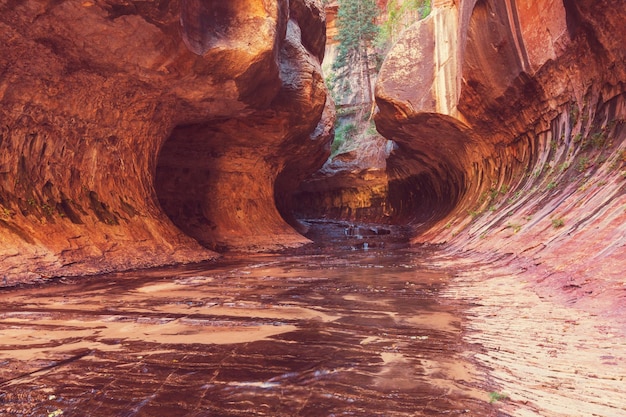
[0, 0, 625, 416]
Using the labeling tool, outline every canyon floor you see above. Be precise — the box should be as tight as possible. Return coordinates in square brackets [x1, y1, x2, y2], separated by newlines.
[0, 222, 624, 417]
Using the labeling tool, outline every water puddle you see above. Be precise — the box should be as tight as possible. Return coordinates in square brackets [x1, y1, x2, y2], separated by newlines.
[0, 221, 499, 416]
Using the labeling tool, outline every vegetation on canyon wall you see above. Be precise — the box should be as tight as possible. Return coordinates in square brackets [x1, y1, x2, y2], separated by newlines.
[378, 0, 432, 47]
[331, 0, 379, 105]
[327, 0, 432, 105]
[300, 0, 626, 269]
[326, 0, 431, 157]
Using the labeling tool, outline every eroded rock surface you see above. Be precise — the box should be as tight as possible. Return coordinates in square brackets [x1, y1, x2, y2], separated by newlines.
[310, 0, 626, 288]
[295, 0, 625, 327]
[0, 0, 332, 280]
[290, 4, 626, 413]
[360, 6, 626, 401]
[293, 132, 395, 222]
[375, 0, 625, 238]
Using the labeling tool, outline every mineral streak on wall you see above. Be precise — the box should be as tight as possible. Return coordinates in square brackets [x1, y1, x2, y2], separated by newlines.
[0, 0, 334, 281]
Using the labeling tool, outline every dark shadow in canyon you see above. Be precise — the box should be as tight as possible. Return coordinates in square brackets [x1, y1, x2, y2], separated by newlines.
[285, 112, 471, 240]
[155, 114, 471, 250]
[155, 112, 328, 253]
[155, 123, 220, 250]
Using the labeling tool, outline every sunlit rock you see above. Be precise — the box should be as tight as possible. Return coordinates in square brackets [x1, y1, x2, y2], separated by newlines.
[0, 0, 332, 280]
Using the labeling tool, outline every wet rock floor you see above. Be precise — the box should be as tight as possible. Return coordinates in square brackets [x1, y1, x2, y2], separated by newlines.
[441, 255, 626, 417]
[1, 221, 624, 416]
[0, 221, 501, 416]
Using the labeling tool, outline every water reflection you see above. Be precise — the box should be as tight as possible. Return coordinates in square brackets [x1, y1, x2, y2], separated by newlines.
[0, 222, 495, 416]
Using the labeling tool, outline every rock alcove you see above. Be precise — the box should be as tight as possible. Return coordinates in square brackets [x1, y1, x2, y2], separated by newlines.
[292, 0, 626, 266]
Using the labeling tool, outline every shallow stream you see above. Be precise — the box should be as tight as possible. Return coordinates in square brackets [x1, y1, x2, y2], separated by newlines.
[0, 221, 500, 416]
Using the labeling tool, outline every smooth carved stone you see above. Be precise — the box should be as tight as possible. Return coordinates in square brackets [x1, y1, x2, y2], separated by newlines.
[374, 0, 626, 280]
[0, 0, 332, 281]
[294, 0, 625, 288]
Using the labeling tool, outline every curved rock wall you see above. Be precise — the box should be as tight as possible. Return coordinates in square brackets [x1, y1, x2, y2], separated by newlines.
[375, 0, 625, 283]
[0, 0, 332, 281]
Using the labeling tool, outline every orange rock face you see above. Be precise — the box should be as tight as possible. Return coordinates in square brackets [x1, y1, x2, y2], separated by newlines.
[374, 0, 626, 303]
[0, 0, 332, 281]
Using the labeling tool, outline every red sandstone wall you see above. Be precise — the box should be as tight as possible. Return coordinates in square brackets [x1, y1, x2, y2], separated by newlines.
[0, 0, 333, 282]
[375, 0, 625, 291]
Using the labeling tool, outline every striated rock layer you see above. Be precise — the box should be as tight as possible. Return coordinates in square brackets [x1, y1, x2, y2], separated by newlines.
[0, 0, 332, 281]
[296, 0, 625, 307]
[373, 0, 625, 303]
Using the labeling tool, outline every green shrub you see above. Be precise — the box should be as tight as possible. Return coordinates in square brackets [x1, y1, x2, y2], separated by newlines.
[590, 131, 607, 149]
[506, 222, 522, 233]
[331, 122, 357, 156]
[552, 217, 565, 228]
[573, 132, 583, 144]
[489, 391, 508, 403]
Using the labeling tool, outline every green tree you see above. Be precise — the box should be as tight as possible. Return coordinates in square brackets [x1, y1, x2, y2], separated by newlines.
[332, 0, 379, 105]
